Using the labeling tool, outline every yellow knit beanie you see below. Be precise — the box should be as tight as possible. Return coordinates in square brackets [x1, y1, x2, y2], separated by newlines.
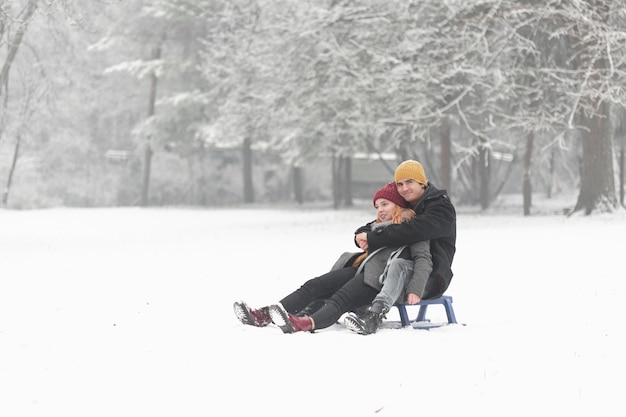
[394, 160, 427, 185]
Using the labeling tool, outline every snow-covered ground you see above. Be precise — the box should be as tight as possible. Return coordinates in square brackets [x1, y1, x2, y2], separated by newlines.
[1, 198, 625, 416]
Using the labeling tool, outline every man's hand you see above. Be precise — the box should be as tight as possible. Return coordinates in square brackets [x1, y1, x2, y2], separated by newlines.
[355, 232, 368, 251]
[406, 293, 421, 304]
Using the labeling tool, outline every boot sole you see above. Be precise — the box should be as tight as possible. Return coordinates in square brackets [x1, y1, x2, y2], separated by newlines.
[344, 314, 371, 335]
[233, 301, 256, 326]
[269, 304, 295, 333]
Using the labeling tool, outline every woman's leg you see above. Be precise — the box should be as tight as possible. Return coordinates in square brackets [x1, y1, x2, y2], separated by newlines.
[309, 272, 378, 330]
[278, 267, 358, 315]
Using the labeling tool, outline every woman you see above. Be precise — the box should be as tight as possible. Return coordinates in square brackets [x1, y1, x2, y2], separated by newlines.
[233, 181, 429, 333]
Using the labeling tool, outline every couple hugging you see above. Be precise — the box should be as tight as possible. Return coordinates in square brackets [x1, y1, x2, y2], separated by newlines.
[234, 160, 456, 335]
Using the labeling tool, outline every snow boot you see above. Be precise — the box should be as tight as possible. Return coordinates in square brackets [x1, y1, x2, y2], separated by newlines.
[233, 301, 272, 327]
[269, 304, 314, 333]
[344, 301, 388, 335]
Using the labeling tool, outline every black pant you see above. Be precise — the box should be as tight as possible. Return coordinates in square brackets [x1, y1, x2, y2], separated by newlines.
[279, 267, 379, 330]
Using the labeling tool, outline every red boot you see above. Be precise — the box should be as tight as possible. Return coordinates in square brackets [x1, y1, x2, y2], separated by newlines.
[269, 304, 314, 333]
[233, 301, 272, 327]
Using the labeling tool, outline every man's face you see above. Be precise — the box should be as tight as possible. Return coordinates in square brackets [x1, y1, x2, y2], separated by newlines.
[396, 178, 424, 206]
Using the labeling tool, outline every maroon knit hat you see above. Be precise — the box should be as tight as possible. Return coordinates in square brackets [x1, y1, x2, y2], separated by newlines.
[372, 182, 408, 208]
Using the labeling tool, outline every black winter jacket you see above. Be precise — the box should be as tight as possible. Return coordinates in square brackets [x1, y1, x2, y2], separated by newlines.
[360, 184, 457, 299]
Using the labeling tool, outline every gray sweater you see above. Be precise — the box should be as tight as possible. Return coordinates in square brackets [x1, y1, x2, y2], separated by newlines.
[331, 221, 433, 301]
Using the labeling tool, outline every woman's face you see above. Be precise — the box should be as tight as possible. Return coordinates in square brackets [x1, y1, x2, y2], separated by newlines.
[375, 198, 396, 222]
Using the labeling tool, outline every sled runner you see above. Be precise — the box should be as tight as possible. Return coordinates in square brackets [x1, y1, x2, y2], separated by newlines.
[393, 295, 458, 329]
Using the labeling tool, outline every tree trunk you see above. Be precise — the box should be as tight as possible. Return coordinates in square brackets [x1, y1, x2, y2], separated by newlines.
[141, 40, 162, 206]
[619, 146, 624, 206]
[342, 157, 352, 207]
[242, 136, 254, 203]
[331, 155, 341, 209]
[397, 144, 410, 163]
[292, 165, 303, 204]
[570, 2, 617, 214]
[440, 120, 452, 191]
[0, 0, 37, 104]
[2, 134, 20, 206]
[547, 147, 556, 199]
[522, 130, 534, 216]
[479, 143, 490, 210]
[141, 145, 152, 206]
[572, 101, 617, 214]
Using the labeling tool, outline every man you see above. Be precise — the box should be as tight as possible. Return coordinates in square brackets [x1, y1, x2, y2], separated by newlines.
[344, 159, 457, 334]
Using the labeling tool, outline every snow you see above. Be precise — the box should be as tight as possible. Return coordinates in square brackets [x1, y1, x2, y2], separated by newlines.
[1, 201, 625, 417]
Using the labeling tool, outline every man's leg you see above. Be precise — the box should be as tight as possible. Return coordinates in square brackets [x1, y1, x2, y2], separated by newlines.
[373, 258, 413, 311]
[345, 259, 413, 335]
